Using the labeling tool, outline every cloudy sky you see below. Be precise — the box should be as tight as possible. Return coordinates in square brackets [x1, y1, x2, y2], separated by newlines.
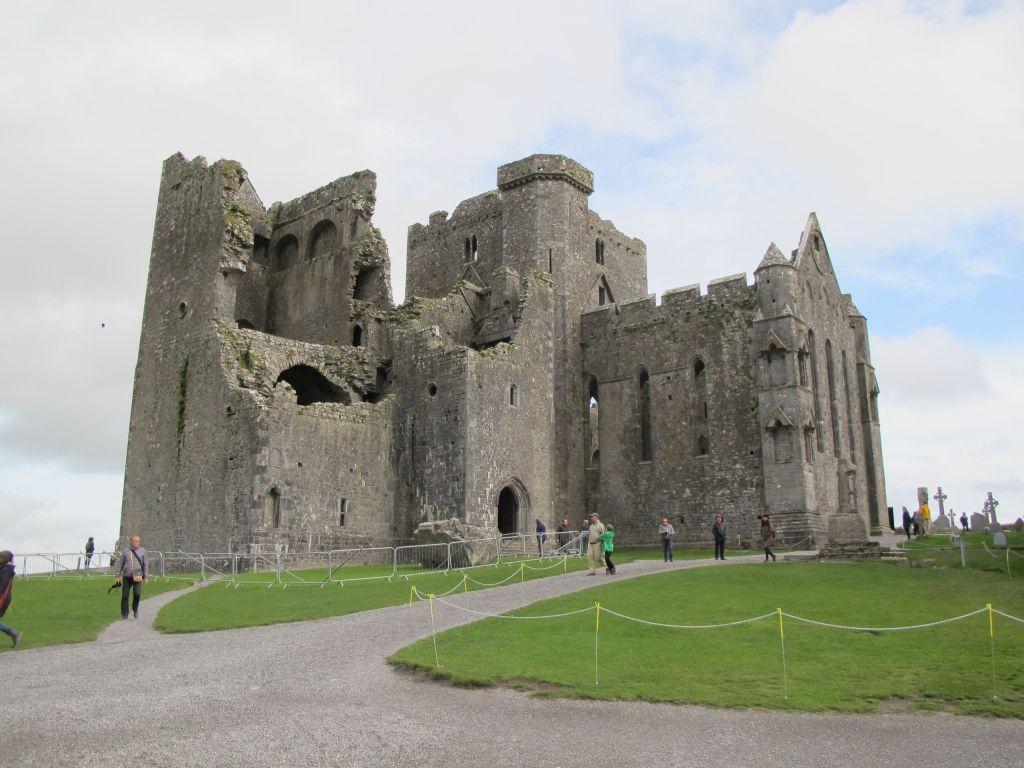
[1, 0, 1021, 554]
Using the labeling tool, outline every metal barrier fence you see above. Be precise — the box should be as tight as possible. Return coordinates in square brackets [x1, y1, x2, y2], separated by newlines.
[16, 535, 588, 586]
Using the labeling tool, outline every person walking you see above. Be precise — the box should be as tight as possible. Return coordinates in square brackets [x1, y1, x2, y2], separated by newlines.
[901, 507, 913, 541]
[535, 518, 547, 555]
[586, 513, 606, 575]
[712, 515, 727, 560]
[556, 519, 570, 550]
[84, 536, 95, 569]
[959, 512, 969, 533]
[0, 550, 22, 647]
[760, 515, 777, 562]
[581, 518, 591, 556]
[601, 524, 616, 575]
[113, 535, 149, 619]
[658, 517, 675, 562]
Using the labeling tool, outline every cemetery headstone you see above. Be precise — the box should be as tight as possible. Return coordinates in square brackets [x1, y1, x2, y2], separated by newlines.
[993, 531, 1007, 547]
[970, 512, 988, 533]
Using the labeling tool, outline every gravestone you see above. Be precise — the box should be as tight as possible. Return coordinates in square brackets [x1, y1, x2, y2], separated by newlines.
[970, 512, 988, 532]
[932, 515, 951, 533]
[993, 531, 1008, 547]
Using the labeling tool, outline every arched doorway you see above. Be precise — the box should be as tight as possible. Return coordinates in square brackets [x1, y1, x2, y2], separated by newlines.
[497, 486, 519, 534]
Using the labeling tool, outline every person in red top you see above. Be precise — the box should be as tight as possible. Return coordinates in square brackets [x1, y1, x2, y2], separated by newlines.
[0, 550, 22, 647]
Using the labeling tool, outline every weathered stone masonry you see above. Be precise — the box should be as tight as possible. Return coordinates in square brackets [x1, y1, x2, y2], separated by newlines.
[120, 152, 886, 553]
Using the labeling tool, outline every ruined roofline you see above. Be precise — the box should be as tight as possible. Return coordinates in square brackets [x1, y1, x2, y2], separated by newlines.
[588, 209, 646, 251]
[270, 170, 377, 227]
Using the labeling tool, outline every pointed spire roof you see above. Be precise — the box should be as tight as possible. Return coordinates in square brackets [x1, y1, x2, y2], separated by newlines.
[756, 242, 791, 271]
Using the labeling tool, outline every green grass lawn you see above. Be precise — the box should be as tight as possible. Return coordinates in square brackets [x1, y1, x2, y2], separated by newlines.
[898, 533, 1024, 577]
[155, 556, 601, 633]
[0, 576, 191, 653]
[388, 561, 1024, 717]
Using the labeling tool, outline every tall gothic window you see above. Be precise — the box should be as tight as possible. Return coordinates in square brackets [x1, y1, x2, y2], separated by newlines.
[825, 339, 841, 456]
[842, 350, 857, 462]
[807, 330, 824, 451]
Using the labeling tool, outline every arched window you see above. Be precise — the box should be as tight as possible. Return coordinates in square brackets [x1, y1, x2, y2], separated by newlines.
[352, 324, 363, 347]
[471, 235, 478, 261]
[693, 357, 708, 421]
[803, 427, 815, 463]
[637, 368, 652, 462]
[595, 239, 605, 265]
[584, 376, 599, 469]
[307, 220, 337, 261]
[798, 344, 809, 387]
[825, 340, 841, 456]
[769, 422, 793, 463]
[273, 235, 299, 271]
[276, 365, 349, 406]
[766, 344, 787, 387]
[353, 265, 379, 301]
[267, 488, 281, 528]
[509, 384, 519, 407]
[696, 434, 710, 456]
[807, 330, 824, 451]
[598, 286, 606, 305]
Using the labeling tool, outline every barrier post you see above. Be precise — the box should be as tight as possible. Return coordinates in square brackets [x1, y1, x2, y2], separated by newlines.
[408, 584, 415, 608]
[594, 601, 601, 686]
[520, 563, 526, 608]
[1007, 548, 1012, 578]
[563, 555, 567, 575]
[428, 594, 441, 669]
[462, 573, 469, 609]
[777, 608, 789, 700]
[960, 537, 967, 569]
[200, 555, 206, 582]
[987, 603, 997, 700]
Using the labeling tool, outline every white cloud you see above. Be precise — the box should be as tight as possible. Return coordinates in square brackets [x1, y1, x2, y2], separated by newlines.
[874, 333, 1022, 524]
[871, 325, 990, 402]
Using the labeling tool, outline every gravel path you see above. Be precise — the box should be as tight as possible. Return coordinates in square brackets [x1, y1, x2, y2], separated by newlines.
[2, 553, 1021, 767]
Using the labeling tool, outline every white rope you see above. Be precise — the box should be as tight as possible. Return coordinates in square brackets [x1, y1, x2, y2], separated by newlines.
[425, 591, 594, 620]
[601, 607, 776, 629]
[521, 557, 568, 572]
[982, 542, 1000, 558]
[781, 607, 987, 632]
[463, 568, 523, 587]
[993, 609, 1024, 625]
[408, 580, 466, 601]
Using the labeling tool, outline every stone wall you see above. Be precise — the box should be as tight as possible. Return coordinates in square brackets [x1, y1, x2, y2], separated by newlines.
[581, 276, 765, 548]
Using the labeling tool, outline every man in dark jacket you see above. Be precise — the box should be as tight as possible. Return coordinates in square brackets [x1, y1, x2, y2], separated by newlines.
[556, 519, 570, 550]
[712, 515, 727, 560]
[0, 550, 21, 647]
[84, 536, 95, 569]
[535, 518, 547, 555]
[113, 536, 149, 619]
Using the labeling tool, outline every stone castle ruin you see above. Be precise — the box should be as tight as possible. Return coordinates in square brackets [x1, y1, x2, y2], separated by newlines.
[120, 153, 887, 553]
